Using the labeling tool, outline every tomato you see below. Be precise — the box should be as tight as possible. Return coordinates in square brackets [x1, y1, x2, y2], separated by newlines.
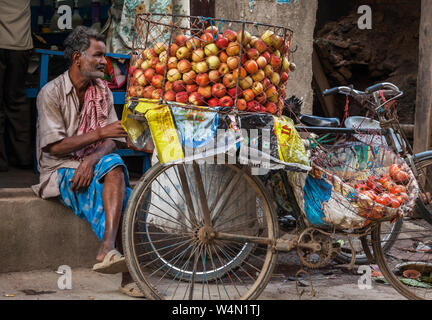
[394, 171, 409, 184]
[389, 164, 402, 180]
[382, 181, 395, 192]
[389, 196, 401, 208]
[376, 193, 392, 206]
[390, 185, 405, 195]
[379, 174, 391, 185]
[366, 176, 384, 192]
[362, 190, 377, 201]
[355, 183, 369, 192]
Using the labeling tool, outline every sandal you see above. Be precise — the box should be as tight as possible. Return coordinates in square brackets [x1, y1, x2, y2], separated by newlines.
[92, 249, 129, 274]
[119, 282, 146, 298]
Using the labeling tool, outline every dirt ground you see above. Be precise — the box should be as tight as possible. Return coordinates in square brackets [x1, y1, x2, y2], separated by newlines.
[0, 252, 404, 301]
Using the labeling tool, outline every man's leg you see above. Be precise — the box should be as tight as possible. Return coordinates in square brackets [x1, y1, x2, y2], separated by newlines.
[0, 49, 8, 171]
[3, 49, 32, 167]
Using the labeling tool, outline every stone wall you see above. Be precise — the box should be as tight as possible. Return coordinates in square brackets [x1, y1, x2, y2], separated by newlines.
[215, 0, 318, 114]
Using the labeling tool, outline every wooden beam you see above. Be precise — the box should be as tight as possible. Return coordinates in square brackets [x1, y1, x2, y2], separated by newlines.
[414, 0, 432, 153]
[189, 0, 215, 18]
[312, 46, 337, 118]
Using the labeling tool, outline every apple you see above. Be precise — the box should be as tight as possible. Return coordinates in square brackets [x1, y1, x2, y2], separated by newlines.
[263, 78, 272, 90]
[240, 76, 253, 90]
[226, 42, 241, 56]
[198, 85, 212, 99]
[208, 98, 220, 107]
[192, 48, 205, 62]
[176, 34, 187, 46]
[176, 46, 191, 60]
[237, 30, 251, 46]
[281, 72, 289, 84]
[195, 61, 209, 73]
[227, 56, 240, 70]
[209, 70, 221, 83]
[250, 36, 259, 47]
[219, 51, 228, 63]
[134, 85, 145, 98]
[154, 42, 167, 55]
[151, 74, 164, 88]
[271, 34, 284, 50]
[176, 91, 189, 103]
[254, 39, 268, 53]
[183, 70, 196, 85]
[244, 60, 259, 74]
[251, 81, 264, 95]
[228, 87, 242, 98]
[270, 72, 281, 86]
[128, 85, 137, 97]
[280, 86, 287, 98]
[220, 96, 234, 107]
[201, 32, 214, 45]
[177, 59, 192, 73]
[256, 92, 267, 105]
[165, 81, 173, 92]
[206, 55, 221, 70]
[169, 43, 179, 57]
[155, 63, 166, 75]
[167, 57, 178, 70]
[237, 98, 247, 111]
[189, 92, 204, 105]
[223, 74, 236, 89]
[243, 89, 255, 102]
[167, 69, 181, 82]
[233, 67, 247, 80]
[143, 86, 155, 99]
[261, 30, 274, 46]
[163, 90, 176, 101]
[218, 63, 230, 75]
[140, 60, 152, 71]
[159, 51, 168, 64]
[266, 85, 279, 103]
[142, 49, 154, 60]
[172, 80, 186, 92]
[261, 52, 271, 63]
[264, 64, 274, 77]
[265, 102, 278, 114]
[150, 57, 159, 67]
[223, 29, 237, 42]
[205, 26, 219, 35]
[247, 100, 261, 112]
[204, 43, 219, 56]
[274, 50, 281, 58]
[133, 58, 143, 69]
[215, 35, 229, 49]
[152, 88, 162, 100]
[133, 69, 147, 86]
[211, 83, 226, 98]
[256, 56, 267, 69]
[185, 37, 201, 50]
[252, 69, 265, 82]
[282, 57, 290, 72]
[270, 54, 281, 69]
[186, 84, 198, 94]
[247, 48, 260, 60]
[196, 73, 210, 87]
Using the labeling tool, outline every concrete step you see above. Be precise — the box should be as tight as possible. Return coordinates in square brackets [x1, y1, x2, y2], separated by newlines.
[0, 188, 100, 273]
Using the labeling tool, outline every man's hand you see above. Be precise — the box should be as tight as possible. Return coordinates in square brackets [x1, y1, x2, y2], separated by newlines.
[70, 157, 97, 192]
[99, 121, 128, 139]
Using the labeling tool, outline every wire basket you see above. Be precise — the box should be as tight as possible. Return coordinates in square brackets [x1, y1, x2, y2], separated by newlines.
[126, 13, 295, 116]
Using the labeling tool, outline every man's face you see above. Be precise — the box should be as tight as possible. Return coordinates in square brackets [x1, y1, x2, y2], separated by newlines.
[79, 38, 107, 79]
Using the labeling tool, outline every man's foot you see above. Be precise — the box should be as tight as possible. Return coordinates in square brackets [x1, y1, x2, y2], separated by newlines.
[92, 249, 128, 274]
[119, 282, 146, 298]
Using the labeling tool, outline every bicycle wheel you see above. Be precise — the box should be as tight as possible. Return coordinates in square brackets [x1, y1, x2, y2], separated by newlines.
[370, 155, 432, 300]
[122, 161, 279, 300]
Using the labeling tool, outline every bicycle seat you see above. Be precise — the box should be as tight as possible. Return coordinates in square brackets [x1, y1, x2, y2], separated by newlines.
[298, 114, 341, 127]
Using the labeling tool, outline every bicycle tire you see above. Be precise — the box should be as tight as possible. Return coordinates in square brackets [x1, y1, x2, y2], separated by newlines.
[122, 161, 279, 300]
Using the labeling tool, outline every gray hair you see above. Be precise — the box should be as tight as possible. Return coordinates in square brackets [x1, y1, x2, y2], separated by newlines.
[63, 26, 106, 66]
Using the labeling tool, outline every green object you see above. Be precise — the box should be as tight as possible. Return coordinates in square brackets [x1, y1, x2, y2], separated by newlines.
[400, 278, 432, 289]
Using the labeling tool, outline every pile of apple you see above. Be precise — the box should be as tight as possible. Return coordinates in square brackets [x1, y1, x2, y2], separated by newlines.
[355, 164, 410, 209]
[128, 25, 294, 114]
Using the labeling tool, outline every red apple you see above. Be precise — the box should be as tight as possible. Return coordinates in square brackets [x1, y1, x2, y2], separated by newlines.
[243, 89, 255, 102]
[176, 91, 189, 103]
[247, 48, 260, 60]
[256, 92, 267, 105]
[228, 87, 242, 98]
[223, 74, 236, 89]
[189, 92, 204, 105]
[144, 68, 155, 82]
[265, 85, 279, 103]
[211, 83, 226, 98]
[198, 85, 212, 99]
[223, 29, 237, 42]
[219, 51, 228, 63]
[270, 54, 281, 69]
[165, 81, 173, 92]
[155, 62, 166, 75]
[244, 60, 259, 74]
[205, 26, 219, 36]
[247, 100, 260, 112]
[220, 96, 234, 107]
[183, 70, 196, 85]
[237, 30, 251, 46]
[226, 42, 241, 56]
[192, 48, 205, 62]
[152, 88, 162, 100]
[261, 52, 271, 63]
[271, 34, 284, 50]
[254, 39, 268, 53]
[167, 57, 178, 70]
[142, 86, 155, 99]
[265, 102, 278, 114]
[128, 85, 137, 97]
[150, 57, 159, 67]
[208, 98, 220, 107]
[186, 84, 198, 94]
[169, 43, 179, 57]
[196, 73, 210, 87]
[167, 69, 182, 82]
[185, 37, 201, 50]
[256, 56, 268, 69]
[237, 99, 247, 111]
[201, 32, 214, 46]
[233, 67, 247, 80]
[241, 54, 247, 65]
[209, 70, 221, 83]
[163, 90, 176, 101]
[151, 74, 164, 88]
[263, 78, 272, 90]
[218, 63, 230, 75]
[227, 56, 240, 70]
[133, 69, 147, 86]
[172, 80, 186, 92]
[176, 34, 187, 46]
[215, 35, 229, 49]
[178, 59, 192, 73]
[281, 72, 289, 84]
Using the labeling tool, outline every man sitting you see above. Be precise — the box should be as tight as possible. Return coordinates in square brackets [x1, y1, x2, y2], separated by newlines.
[32, 26, 144, 298]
